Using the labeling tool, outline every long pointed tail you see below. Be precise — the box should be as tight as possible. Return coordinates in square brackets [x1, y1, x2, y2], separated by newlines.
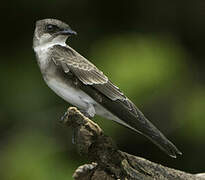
[102, 98, 182, 158]
[80, 83, 182, 157]
[117, 103, 182, 158]
[134, 110, 182, 158]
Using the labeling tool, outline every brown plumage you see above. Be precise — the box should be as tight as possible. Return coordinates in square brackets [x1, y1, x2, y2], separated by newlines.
[33, 18, 182, 158]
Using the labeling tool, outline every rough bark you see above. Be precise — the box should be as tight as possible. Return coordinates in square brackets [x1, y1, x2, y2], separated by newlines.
[60, 107, 205, 180]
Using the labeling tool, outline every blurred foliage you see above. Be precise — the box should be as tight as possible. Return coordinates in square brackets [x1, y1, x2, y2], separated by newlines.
[174, 87, 205, 140]
[2, 132, 76, 180]
[0, 0, 205, 179]
[90, 34, 189, 100]
[90, 34, 190, 138]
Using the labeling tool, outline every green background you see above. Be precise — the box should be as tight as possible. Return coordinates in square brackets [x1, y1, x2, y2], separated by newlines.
[0, 0, 205, 179]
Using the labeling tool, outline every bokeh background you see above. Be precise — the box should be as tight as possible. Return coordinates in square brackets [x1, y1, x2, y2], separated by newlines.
[1, 0, 205, 179]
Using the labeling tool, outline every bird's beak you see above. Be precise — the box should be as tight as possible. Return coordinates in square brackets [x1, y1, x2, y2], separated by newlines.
[58, 29, 77, 36]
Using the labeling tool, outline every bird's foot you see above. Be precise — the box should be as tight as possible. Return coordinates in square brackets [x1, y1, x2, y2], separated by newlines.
[60, 111, 77, 144]
[60, 111, 68, 123]
[59, 108, 93, 144]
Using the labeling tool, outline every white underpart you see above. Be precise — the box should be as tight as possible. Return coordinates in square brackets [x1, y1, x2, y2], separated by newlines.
[46, 78, 96, 116]
[34, 34, 67, 51]
[34, 35, 136, 131]
[46, 78, 136, 131]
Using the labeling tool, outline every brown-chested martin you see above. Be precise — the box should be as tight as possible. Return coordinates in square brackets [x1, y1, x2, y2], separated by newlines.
[33, 18, 182, 158]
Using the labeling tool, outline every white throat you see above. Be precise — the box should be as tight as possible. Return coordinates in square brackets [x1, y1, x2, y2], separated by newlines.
[34, 34, 67, 52]
[33, 35, 67, 70]
[34, 41, 66, 52]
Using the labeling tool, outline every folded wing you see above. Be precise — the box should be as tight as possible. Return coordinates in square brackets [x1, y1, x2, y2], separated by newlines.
[51, 45, 182, 158]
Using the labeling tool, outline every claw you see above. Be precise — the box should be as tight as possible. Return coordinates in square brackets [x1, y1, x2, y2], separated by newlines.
[60, 111, 68, 123]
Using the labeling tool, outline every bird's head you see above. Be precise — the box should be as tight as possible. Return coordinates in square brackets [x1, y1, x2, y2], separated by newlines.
[33, 18, 77, 48]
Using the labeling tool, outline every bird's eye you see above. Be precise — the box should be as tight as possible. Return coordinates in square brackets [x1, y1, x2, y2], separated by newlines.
[46, 24, 54, 31]
[46, 24, 57, 32]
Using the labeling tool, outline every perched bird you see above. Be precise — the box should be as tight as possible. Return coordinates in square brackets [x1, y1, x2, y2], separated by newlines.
[33, 18, 182, 158]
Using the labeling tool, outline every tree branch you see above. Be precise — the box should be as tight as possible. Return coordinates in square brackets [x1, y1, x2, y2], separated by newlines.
[60, 107, 205, 180]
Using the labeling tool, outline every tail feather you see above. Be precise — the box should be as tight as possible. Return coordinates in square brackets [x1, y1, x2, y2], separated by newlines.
[80, 83, 182, 157]
[101, 98, 182, 158]
[136, 113, 182, 158]
[116, 101, 182, 158]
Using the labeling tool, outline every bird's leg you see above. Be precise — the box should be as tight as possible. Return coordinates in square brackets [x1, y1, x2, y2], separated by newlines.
[60, 111, 76, 144]
[72, 105, 96, 143]
[60, 111, 77, 144]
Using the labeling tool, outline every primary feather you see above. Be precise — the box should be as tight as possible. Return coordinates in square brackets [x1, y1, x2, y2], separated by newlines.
[50, 44, 182, 158]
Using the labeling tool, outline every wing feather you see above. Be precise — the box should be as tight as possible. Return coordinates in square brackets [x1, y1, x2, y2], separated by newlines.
[49, 45, 182, 158]
[51, 45, 125, 100]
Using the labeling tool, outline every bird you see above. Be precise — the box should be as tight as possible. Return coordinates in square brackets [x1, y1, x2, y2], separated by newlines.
[33, 18, 182, 158]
